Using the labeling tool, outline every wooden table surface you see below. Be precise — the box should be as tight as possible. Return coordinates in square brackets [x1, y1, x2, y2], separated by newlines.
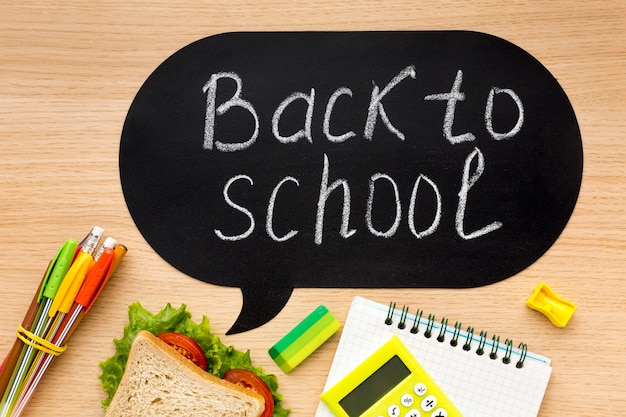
[1, 1, 624, 416]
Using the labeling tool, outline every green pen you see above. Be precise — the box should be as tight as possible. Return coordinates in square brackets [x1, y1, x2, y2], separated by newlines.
[39, 238, 79, 303]
[0, 238, 77, 416]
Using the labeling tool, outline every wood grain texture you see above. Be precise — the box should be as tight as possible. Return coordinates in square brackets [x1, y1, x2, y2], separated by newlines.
[0, 1, 624, 416]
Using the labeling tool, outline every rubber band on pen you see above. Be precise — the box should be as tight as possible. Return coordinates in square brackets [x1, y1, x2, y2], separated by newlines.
[15, 326, 67, 357]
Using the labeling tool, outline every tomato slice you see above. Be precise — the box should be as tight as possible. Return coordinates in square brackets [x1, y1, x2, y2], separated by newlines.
[157, 332, 208, 371]
[224, 369, 274, 417]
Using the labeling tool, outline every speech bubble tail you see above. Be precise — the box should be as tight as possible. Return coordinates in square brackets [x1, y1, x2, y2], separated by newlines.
[226, 285, 294, 335]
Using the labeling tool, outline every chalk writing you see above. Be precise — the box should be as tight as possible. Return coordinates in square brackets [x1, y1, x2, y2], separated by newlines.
[213, 151, 499, 245]
[203, 68, 523, 150]
[267, 177, 300, 242]
[424, 70, 476, 144]
[316, 154, 357, 245]
[272, 90, 316, 144]
[203, 72, 259, 152]
[204, 68, 521, 244]
[485, 87, 524, 140]
[456, 148, 503, 239]
[364, 65, 417, 141]
[324, 87, 356, 143]
[214, 174, 255, 241]
[409, 175, 442, 239]
[366, 173, 402, 238]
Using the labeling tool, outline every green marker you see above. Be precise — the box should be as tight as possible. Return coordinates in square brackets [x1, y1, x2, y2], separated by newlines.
[269, 305, 341, 373]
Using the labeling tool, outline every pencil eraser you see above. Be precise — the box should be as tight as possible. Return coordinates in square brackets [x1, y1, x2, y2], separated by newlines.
[102, 237, 118, 248]
[269, 305, 341, 373]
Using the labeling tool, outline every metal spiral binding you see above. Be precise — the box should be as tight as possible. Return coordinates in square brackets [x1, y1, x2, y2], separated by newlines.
[450, 321, 462, 347]
[516, 343, 527, 368]
[476, 330, 488, 355]
[490, 335, 500, 359]
[384, 302, 528, 368]
[437, 318, 448, 342]
[462, 326, 475, 351]
[424, 314, 435, 338]
[385, 302, 396, 325]
[397, 305, 409, 330]
[503, 339, 514, 364]
[410, 309, 422, 334]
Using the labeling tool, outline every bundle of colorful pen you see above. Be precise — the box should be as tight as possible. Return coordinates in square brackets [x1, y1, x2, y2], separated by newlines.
[0, 226, 127, 417]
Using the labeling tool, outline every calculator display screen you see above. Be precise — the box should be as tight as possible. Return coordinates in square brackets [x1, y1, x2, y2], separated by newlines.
[339, 355, 411, 416]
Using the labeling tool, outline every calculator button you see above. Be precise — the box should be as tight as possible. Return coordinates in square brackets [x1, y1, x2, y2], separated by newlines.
[401, 393, 414, 407]
[388, 404, 401, 416]
[404, 409, 420, 417]
[432, 408, 448, 417]
[413, 382, 427, 396]
[420, 395, 437, 411]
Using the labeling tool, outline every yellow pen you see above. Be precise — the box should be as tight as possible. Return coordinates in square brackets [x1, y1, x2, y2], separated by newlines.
[48, 226, 103, 318]
[48, 252, 94, 317]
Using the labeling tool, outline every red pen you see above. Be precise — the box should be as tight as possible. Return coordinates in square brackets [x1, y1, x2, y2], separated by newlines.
[74, 247, 116, 310]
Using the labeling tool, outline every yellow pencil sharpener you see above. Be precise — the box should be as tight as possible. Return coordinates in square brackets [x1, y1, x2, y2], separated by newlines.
[526, 283, 576, 328]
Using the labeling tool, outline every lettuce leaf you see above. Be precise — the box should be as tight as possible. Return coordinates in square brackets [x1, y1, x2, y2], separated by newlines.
[99, 302, 290, 416]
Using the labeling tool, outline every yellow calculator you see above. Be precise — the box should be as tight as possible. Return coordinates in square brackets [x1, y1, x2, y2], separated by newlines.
[320, 335, 463, 417]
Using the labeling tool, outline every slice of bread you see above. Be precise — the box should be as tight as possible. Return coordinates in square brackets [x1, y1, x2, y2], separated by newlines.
[105, 330, 265, 417]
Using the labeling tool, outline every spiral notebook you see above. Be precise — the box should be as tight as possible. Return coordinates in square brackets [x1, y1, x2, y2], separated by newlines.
[315, 296, 552, 417]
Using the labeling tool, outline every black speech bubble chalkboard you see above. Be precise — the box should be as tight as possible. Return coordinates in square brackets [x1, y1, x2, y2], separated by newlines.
[119, 31, 583, 334]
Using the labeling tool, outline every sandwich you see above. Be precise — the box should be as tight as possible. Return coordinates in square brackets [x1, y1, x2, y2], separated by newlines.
[100, 302, 289, 417]
[105, 330, 265, 416]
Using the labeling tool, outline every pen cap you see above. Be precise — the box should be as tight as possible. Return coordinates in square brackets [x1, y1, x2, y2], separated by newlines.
[49, 251, 95, 316]
[39, 239, 78, 302]
[75, 248, 115, 308]
[84, 244, 127, 312]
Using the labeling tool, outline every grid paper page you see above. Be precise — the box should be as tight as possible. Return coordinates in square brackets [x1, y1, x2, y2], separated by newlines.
[315, 296, 552, 417]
